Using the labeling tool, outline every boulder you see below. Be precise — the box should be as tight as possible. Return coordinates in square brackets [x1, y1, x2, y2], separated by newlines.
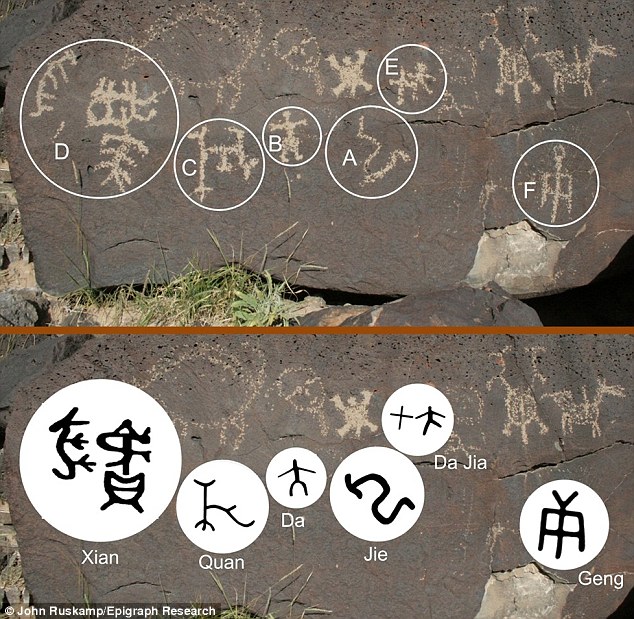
[5, 334, 633, 617]
[2, 0, 632, 298]
[0, 290, 45, 326]
[301, 284, 542, 326]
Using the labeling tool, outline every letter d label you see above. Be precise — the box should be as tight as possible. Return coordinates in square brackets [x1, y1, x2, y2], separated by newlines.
[55, 143, 69, 160]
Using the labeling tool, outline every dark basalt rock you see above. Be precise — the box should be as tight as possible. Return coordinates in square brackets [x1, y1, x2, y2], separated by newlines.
[301, 284, 543, 326]
[5, 334, 633, 617]
[2, 0, 632, 303]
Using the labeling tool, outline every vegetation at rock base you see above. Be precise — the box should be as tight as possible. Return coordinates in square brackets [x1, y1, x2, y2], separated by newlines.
[210, 566, 331, 618]
[61, 262, 312, 327]
[0, 0, 40, 22]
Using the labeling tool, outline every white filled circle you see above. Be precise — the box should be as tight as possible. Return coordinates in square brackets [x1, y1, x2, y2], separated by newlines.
[520, 479, 609, 571]
[330, 446, 424, 542]
[19, 379, 182, 542]
[377, 44, 448, 115]
[382, 384, 454, 456]
[173, 118, 265, 211]
[19, 38, 180, 200]
[324, 105, 418, 200]
[512, 140, 600, 228]
[265, 447, 327, 509]
[261, 106, 323, 167]
[176, 460, 269, 553]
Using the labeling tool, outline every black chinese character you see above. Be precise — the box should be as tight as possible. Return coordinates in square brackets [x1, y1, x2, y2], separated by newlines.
[97, 420, 151, 511]
[49, 407, 96, 480]
[538, 490, 586, 559]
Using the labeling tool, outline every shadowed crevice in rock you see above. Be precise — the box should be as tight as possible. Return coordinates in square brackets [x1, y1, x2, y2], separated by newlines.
[608, 587, 634, 618]
[525, 234, 634, 325]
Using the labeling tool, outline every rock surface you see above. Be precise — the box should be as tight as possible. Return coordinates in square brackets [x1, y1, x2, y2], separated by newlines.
[301, 285, 543, 326]
[2, 0, 632, 298]
[5, 334, 633, 617]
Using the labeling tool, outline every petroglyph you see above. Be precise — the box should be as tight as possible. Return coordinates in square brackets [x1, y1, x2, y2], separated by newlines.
[544, 377, 626, 438]
[487, 347, 548, 444]
[332, 391, 377, 438]
[520, 5, 540, 45]
[480, 7, 540, 104]
[133, 341, 267, 450]
[526, 346, 548, 385]
[326, 50, 373, 98]
[29, 50, 77, 117]
[268, 111, 308, 163]
[435, 91, 473, 118]
[537, 38, 616, 97]
[186, 124, 260, 203]
[52, 121, 66, 140]
[271, 25, 325, 95]
[389, 61, 437, 106]
[86, 78, 158, 192]
[270, 367, 329, 437]
[129, 2, 263, 107]
[357, 115, 411, 186]
[539, 144, 574, 223]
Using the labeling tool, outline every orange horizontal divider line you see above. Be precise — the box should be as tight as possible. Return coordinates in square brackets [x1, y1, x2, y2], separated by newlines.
[0, 326, 633, 336]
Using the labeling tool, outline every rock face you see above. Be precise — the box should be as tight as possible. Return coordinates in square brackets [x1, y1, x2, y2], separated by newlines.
[301, 285, 543, 326]
[2, 0, 632, 297]
[5, 335, 633, 617]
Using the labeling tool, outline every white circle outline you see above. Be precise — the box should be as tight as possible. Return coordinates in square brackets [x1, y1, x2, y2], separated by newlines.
[173, 118, 266, 212]
[19, 38, 180, 200]
[376, 44, 448, 115]
[512, 139, 600, 228]
[324, 105, 419, 200]
[261, 106, 323, 167]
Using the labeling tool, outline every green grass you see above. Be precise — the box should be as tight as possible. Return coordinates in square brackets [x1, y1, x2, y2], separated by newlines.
[62, 262, 305, 327]
[210, 566, 331, 619]
[0, 334, 37, 362]
[0, 0, 41, 21]
[60, 226, 323, 327]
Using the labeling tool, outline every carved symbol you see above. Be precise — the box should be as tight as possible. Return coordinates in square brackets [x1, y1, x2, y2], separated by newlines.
[186, 124, 260, 203]
[326, 50, 373, 98]
[29, 49, 77, 118]
[537, 38, 616, 97]
[86, 78, 159, 191]
[539, 144, 574, 223]
[388, 61, 437, 106]
[344, 472, 415, 525]
[357, 114, 410, 186]
[480, 6, 541, 104]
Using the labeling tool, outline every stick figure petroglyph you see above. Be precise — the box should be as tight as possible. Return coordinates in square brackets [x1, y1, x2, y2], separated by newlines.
[480, 7, 541, 104]
[268, 111, 308, 163]
[332, 390, 377, 438]
[326, 50, 373, 98]
[539, 144, 574, 223]
[487, 348, 549, 444]
[388, 61, 437, 106]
